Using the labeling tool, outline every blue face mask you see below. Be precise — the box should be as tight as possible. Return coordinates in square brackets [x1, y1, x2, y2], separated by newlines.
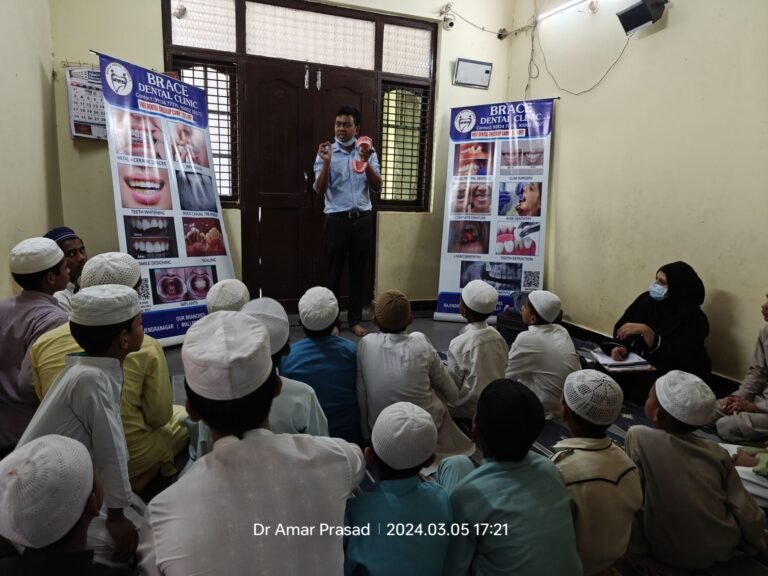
[335, 136, 356, 147]
[649, 282, 668, 301]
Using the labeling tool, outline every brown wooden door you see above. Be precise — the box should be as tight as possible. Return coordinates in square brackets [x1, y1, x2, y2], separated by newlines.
[242, 57, 378, 312]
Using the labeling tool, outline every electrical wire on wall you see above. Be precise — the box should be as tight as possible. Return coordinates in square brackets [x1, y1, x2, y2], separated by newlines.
[524, 0, 632, 98]
[440, 2, 514, 37]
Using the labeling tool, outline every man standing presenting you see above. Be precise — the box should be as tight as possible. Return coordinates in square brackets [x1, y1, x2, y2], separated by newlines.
[314, 105, 382, 337]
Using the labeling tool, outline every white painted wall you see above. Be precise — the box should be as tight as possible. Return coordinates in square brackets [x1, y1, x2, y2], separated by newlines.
[506, 0, 768, 379]
[0, 0, 60, 297]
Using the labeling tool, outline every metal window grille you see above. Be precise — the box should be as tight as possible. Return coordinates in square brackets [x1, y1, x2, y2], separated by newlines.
[380, 83, 431, 207]
[170, 58, 239, 202]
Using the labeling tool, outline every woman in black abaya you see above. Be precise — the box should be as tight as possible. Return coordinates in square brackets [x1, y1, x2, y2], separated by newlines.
[610, 261, 712, 404]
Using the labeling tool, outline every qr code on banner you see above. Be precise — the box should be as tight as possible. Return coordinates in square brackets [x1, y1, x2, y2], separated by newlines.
[137, 278, 151, 301]
[523, 270, 541, 290]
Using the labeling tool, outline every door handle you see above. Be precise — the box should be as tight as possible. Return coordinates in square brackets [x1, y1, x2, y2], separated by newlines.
[316, 70, 322, 91]
[304, 65, 309, 90]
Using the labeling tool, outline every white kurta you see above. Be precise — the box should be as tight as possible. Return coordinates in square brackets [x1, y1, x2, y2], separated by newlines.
[18, 354, 132, 509]
[357, 332, 472, 455]
[53, 282, 77, 313]
[270, 374, 329, 436]
[505, 323, 581, 417]
[137, 429, 365, 576]
[447, 321, 509, 419]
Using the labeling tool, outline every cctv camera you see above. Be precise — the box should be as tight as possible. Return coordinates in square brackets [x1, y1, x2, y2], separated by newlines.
[442, 15, 456, 30]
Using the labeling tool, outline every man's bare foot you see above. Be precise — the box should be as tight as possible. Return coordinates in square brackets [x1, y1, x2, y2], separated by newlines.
[350, 324, 368, 337]
[332, 325, 340, 336]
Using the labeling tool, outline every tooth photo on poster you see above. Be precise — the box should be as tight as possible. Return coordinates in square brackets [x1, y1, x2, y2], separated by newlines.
[183, 217, 226, 257]
[119, 163, 172, 210]
[123, 216, 179, 260]
[110, 109, 166, 160]
[170, 121, 210, 168]
[447, 220, 490, 254]
[150, 265, 218, 305]
[176, 169, 218, 213]
[460, 261, 522, 293]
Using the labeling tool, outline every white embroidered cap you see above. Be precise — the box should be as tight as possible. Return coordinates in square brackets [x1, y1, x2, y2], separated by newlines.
[461, 280, 499, 315]
[241, 297, 290, 354]
[206, 279, 250, 313]
[80, 252, 141, 289]
[564, 369, 624, 425]
[655, 370, 715, 426]
[183, 311, 272, 400]
[0, 435, 93, 548]
[9, 237, 64, 275]
[298, 287, 338, 331]
[527, 290, 561, 323]
[372, 402, 437, 470]
[70, 284, 140, 326]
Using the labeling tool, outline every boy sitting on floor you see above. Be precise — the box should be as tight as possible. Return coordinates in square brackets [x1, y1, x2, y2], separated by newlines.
[344, 402, 452, 576]
[447, 280, 508, 420]
[0, 435, 130, 575]
[625, 370, 766, 572]
[357, 290, 472, 456]
[27, 253, 188, 495]
[242, 297, 329, 436]
[280, 286, 361, 444]
[437, 379, 582, 576]
[18, 285, 145, 563]
[715, 292, 768, 442]
[505, 290, 581, 418]
[553, 370, 643, 576]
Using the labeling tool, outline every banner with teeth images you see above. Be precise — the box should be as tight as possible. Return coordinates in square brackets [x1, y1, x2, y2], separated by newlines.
[435, 99, 555, 321]
[98, 53, 236, 345]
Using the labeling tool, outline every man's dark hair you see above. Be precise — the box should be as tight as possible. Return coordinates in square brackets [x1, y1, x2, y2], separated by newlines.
[70, 316, 136, 355]
[657, 406, 699, 434]
[337, 105, 361, 126]
[11, 258, 66, 291]
[374, 453, 431, 481]
[566, 409, 610, 436]
[461, 299, 492, 323]
[526, 297, 550, 326]
[185, 367, 279, 438]
[378, 324, 408, 334]
[303, 324, 335, 339]
[475, 379, 545, 461]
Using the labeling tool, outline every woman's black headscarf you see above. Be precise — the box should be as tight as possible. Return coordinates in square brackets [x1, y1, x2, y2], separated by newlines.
[658, 261, 705, 307]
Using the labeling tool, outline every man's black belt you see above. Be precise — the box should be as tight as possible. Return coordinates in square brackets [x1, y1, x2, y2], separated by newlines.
[327, 210, 371, 219]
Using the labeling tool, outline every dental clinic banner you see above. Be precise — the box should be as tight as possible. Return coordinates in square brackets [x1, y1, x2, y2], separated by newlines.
[98, 53, 235, 345]
[435, 98, 555, 321]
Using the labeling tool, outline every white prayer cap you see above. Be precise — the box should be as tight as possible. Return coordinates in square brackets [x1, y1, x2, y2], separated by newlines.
[71, 284, 140, 326]
[241, 298, 290, 355]
[372, 402, 437, 470]
[527, 290, 561, 323]
[564, 369, 624, 426]
[80, 252, 141, 289]
[183, 311, 272, 400]
[298, 287, 338, 331]
[206, 279, 250, 313]
[462, 280, 499, 315]
[655, 370, 715, 426]
[0, 435, 93, 548]
[9, 237, 64, 275]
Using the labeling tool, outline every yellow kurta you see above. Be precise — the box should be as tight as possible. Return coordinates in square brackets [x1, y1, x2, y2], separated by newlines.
[31, 323, 188, 478]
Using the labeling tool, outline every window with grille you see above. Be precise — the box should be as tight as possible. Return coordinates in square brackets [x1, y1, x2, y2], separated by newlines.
[380, 84, 431, 206]
[164, 1, 435, 211]
[169, 59, 239, 204]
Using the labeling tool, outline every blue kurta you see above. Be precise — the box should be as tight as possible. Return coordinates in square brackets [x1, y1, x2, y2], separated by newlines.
[344, 476, 452, 576]
[280, 335, 361, 444]
[438, 453, 582, 576]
